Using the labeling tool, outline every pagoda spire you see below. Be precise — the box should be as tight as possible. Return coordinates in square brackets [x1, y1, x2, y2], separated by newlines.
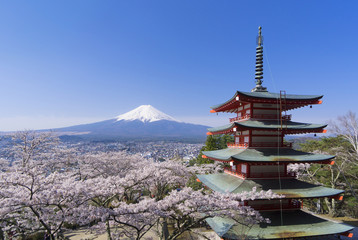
[251, 26, 268, 92]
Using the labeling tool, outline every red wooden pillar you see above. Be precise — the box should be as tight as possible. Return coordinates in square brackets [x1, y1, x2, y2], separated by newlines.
[249, 130, 252, 147]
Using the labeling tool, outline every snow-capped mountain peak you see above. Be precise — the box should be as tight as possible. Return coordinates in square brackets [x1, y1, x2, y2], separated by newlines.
[116, 105, 180, 123]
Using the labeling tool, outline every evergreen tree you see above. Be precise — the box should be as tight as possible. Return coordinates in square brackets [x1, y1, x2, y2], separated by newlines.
[190, 135, 234, 165]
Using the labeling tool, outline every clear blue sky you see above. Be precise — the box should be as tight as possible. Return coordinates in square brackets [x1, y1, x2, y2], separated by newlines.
[0, 0, 357, 131]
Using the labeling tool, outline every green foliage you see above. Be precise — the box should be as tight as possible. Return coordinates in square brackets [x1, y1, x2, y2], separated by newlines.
[298, 136, 358, 217]
[299, 136, 351, 154]
[186, 175, 204, 191]
[190, 135, 234, 165]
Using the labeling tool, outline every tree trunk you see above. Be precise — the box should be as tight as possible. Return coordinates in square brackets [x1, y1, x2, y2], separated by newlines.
[324, 197, 337, 217]
[106, 220, 112, 240]
[161, 218, 169, 240]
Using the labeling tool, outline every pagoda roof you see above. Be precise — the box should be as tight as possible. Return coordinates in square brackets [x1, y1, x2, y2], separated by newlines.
[238, 90, 323, 101]
[211, 91, 323, 113]
[206, 210, 353, 239]
[202, 147, 334, 163]
[207, 120, 327, 135]
[197, 173, 343, 198]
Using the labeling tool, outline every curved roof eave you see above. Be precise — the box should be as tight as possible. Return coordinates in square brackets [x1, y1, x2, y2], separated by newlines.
[203, 148, 334, 163]
[207, 120, 327, 135]
[235, 120, 327, 131]
[197, 173, 344, 199]
[210, 91, 323, 111]
[237, 90, 323, 101]
[210, 91, 239, 110]
[207, 123, 235, 133]
[207, 210, 353, 239]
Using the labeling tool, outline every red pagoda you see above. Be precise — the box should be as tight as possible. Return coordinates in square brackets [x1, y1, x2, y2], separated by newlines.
[197, 27, 354, 239]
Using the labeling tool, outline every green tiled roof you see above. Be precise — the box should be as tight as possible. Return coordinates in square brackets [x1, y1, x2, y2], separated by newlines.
[237, 91, 323, 100]
[208, 123, 235, 133]
[207, 120, 327, 133]
[206, 210, 353, 239]
[236, 120, 327, 130]
[197, 173, 343, 198]
[202, 148, 334, 163]
[211, 91, 323, 110]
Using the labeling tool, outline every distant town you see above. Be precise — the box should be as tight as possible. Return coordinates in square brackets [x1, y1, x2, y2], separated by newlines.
[0, 135, 203, 163]
[67, 140, 203, 161]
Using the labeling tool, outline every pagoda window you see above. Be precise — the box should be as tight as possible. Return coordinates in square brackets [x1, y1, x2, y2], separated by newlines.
[252, 130, 280, 136]
[235, 131, 242, 136]
[251, 108, 280, 119]
[247, 199, 299, 211]
[251, 136, 282, 147]
[241, 164, 247, 173]
[251, 136, 281, 143]
[253, 103, 279, 109]
[244, 104, 250, 109]
[249, 164, 285, 178]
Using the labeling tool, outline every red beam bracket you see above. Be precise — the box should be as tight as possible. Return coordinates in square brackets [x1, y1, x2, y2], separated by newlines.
[332, 195, 344, 201]
[340, 231, 353, 238]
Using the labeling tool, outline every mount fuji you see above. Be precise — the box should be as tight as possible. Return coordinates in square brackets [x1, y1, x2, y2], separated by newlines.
[116, 105, 179, 123]
[53, 105, 209, 142]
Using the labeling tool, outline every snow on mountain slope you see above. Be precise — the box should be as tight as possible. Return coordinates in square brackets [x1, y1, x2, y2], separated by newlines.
[116, 105, 180, 123]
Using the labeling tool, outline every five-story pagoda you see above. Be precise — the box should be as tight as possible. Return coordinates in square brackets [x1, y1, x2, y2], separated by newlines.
[197, 27, 354, 239]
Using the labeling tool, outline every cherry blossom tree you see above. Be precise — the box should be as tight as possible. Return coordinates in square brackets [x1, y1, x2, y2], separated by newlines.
[0, 131, 88, 240]
[77, 153, 278, 240]
[0, 131, 278, 240]
[330, 111, 358, 166]
[154, 187, 278, 240]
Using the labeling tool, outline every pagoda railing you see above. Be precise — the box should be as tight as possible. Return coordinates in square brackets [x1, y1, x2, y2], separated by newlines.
[224, 167, 296, 179]
[224, 167, 246, 178]
[227, 142, 292, 148]
[229, 115, 250, 122]
[227, 142, 249, 148]
[229, 114, 292, 123]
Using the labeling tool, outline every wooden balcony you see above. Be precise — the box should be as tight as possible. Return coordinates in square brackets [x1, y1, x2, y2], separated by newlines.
[229, 114, 250, 122]
[227, 142, 292, 148]
[224, 167, 246, 178]
[227, 142, 249, 148]
[224, 167, 296, 179]
[229, 114, 292, 123]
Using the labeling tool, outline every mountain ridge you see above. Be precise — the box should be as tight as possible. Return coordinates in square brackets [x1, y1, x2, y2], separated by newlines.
[51, 105, 209, 142]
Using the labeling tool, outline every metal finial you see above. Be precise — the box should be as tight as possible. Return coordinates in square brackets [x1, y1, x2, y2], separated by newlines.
[257, 26, 263, 46]
[252, 26, 267, 92]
